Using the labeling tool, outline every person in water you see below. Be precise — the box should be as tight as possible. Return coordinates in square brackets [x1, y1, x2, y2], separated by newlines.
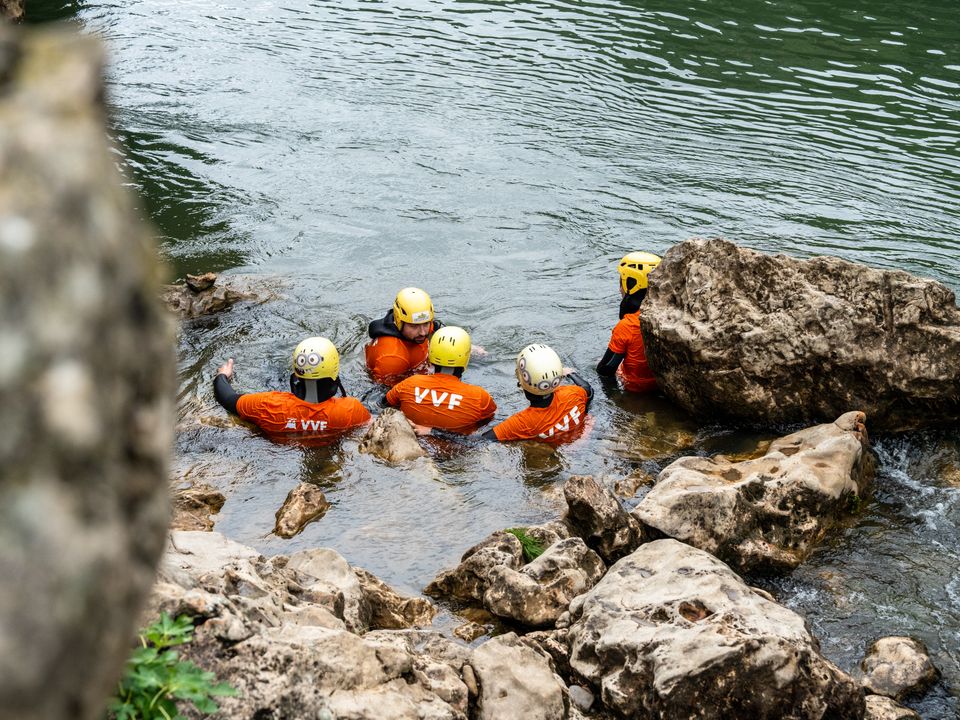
[413, 343, 592, 445]
[365, 287, 442, 385]
[385, 326, 496, 434]
[488, 343, 593, 444]
[214, 337, 370, 441]
[596, 251, 661, 392]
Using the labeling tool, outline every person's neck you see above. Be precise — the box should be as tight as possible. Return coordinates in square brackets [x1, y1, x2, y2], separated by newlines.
[525, 390, 553, 408]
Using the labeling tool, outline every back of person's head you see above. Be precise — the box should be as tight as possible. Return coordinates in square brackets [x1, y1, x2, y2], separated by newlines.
[618, 251, 661, 296]
[516, 343, 562, 398]
[290, 336, 340, 403]
[429, 326, 470, 377]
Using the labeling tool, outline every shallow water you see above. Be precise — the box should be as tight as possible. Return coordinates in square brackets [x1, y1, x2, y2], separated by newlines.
[30, 0, 960, 715]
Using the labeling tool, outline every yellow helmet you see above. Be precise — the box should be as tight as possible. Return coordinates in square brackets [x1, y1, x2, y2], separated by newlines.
[429, 326, 471, 369]
[292, 337, 339, 380]
[516, 343, 563, 396]
[618, 252, 661, 295]
[393, 287, 434, 329]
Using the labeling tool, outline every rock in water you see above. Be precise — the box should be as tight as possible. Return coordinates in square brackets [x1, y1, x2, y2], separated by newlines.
[1, 0, 23, 23]
[171, 483, 225, 531]
[0, 28, 173, 720]
[634, 412, 875, 572]
[470, 633, 567, 720]
[859, 637, 939, 700]
[641, 238, 960, 432]
[274, 482, 331, 538]
[358, 407, 427, 462]
[567, 540, 865, 720]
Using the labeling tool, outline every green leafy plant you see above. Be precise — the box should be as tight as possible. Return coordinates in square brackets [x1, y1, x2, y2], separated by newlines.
[505, 527, 545, 563]
[107, 613, 236, 720]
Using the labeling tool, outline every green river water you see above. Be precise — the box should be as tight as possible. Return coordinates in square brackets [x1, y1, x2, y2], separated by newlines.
[29, 0, 960, 716]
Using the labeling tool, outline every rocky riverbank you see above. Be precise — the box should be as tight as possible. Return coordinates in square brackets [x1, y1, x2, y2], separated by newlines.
[149, 413, 944, 719]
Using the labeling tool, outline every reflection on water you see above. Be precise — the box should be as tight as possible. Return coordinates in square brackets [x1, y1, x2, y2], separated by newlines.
[35, 0, 960, 714]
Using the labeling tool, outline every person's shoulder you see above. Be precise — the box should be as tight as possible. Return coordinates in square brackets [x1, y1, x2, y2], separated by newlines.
[562, 384, 588, 402]
[334, 396, 371, 419]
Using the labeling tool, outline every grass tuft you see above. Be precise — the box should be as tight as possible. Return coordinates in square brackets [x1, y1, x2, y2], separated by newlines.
[505, 527, 546, 563]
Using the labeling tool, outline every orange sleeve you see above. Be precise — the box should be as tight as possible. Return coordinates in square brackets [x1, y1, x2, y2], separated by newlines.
[366, 338, 411, 384]
[385, 378, 406, 407]
[336, 398, 371, 429]
[235, 392, 267, 420]
[493, 411, 530, 442]
[478, 390, 497, 422]
[608, 319, 630, 355]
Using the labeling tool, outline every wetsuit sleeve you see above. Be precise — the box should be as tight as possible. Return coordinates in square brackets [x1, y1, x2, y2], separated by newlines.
[566, 372, 594, 411]
[481, 428, 499, 442]
[596, 348, 625, 377]
[213, 373, 243, 415]
[598, 320, 628, 377]
[427, 427, 496, 444]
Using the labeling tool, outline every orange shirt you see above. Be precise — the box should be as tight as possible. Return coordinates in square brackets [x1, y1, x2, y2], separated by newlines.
[492, 385, 589, 445]
[236, 392, 370, 441]
[386, 373, 496, 434]
[365, 330, 433, 385]
[608, 312, 657, 392]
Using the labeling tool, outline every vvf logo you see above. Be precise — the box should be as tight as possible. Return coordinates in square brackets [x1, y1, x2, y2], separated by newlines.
[285, 418, 328, 432]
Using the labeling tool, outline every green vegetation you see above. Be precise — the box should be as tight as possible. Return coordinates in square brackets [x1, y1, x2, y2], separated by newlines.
[107, 613, 236, 720]
[505, 527, 546, 563]
[848, 494, 863, 514]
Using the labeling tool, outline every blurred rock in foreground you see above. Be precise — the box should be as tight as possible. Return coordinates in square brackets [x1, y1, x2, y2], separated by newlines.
[0, 26, 173, 720]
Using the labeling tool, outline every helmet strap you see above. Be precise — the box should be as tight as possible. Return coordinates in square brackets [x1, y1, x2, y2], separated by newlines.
[336, 378, 347, 397]
[290, 375, 338, 403]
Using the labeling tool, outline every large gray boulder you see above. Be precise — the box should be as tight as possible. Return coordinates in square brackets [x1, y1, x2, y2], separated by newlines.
[633, 412, 875, 571]
[567, 539, 864, 719]
[641, 238, 960, 431]
[0, 28, 173, 720]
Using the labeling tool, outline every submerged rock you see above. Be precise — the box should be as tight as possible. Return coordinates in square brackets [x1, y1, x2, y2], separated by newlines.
[641, 238, 960, 432]
[358, 408, 427, 463]
[858, 637, 939, 700]
[567, 539, 864, 719]
[274, 482, 331, 538]
[634, 412, 875, 572]
[483, 537, 606, 627]
[0, 27, 173, 720]
[171, 482, 225, 531]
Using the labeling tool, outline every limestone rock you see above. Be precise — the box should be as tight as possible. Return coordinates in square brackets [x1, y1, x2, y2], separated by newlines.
[0, 28, 173, 720]
[859, 637, 939, 700]
[1, 0, 23, 23]
[183, 625, 469, 720]
[359, 408, 427, 462]
[483, 537, 606, 627]
[641, 238, 960, 432]
[274, 482, 331, 539]
[170, 482, 225, 531]
[563, 475, 646, 564]
[354, 567, 437, 629]
[425, 531, 523, 603]
[160, 273, 274, 319]
[470, 633, 567, 720]
[864, 695, 921, 720]
[633, 412, 875, 572]
[567, 539, 864, 719]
